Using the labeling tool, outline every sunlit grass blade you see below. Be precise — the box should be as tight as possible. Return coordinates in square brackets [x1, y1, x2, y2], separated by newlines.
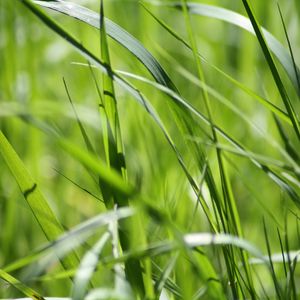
[149, 1, 300, 96]
[0, 268, 45, 299]
[0, 131, 79, 273]
[102, 232, 267, 266]
[99, 1, 146, 297]
[241, 0, 300, 140]
[33, 0, 178, 92]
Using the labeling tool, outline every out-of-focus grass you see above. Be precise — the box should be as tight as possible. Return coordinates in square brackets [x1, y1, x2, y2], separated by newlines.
[0, 0, 299, 299]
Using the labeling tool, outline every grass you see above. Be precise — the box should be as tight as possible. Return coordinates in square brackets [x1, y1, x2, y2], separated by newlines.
[0, 0, 299, 299]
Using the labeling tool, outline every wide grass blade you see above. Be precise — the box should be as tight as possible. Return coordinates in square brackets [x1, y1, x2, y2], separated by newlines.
[0, 269, 45, 299]
[0, 131, 78, 272]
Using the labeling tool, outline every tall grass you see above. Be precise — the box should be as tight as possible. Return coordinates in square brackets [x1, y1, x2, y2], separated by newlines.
[0, 0, 299, 299]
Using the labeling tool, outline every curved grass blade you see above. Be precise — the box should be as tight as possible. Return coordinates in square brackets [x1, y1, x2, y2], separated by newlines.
[102, 232, 267, 266]
[0, 268, 45, 300]
[152, 1, 300, 96]
[33, 0, 178, 92]
[0, 131, 78, 272]
[3, 207, 135, 275]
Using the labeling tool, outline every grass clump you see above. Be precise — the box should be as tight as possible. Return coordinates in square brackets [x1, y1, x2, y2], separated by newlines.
[0, 0, 299, 299]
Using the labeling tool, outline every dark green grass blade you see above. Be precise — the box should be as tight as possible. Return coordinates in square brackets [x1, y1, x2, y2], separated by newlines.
[241, 0, 300, 140]
[33, 0, 178, 92]
[0, 269, 45, 300]
[0, 131, 79, 272]
[263, 220, 283, 299]
[277, 4, 300, 95]
[154, 1, 300, 96]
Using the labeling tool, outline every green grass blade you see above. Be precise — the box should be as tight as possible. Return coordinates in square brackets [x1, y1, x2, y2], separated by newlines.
[141, 4, 294, 127]
[241, 0, 300, 140]
[277, 4, 300, 95]
[33, 0, 178, 92]
[0, 131, 78, 272]
[0, 269, 45, 299]
[3, 207, 135, 275]
[58, 138, 134, 198]
[117, 69, 300, 206]
[154, 1, 300, 96]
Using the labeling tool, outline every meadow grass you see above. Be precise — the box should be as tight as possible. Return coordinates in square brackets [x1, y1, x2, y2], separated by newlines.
[0, 0, 299, 299]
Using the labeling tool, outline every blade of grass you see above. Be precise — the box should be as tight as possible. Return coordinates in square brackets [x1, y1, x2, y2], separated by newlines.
[149, 1, 300, 96]
[72, 232, 111, 300]
[0, 131, 79, 273]
[241, 0, 300, 140]
[277, 4, 300, 95]
[3, 207, 135, 275]
[98, 1, 146, 297]
[141, 3, 294, 127]
[0, 269, 45, 300]
[33, 0, 178, 92]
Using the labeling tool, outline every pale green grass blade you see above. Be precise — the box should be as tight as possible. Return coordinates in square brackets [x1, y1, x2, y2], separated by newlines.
[0, 268, 45, 299]
[102, 233, 267, 266]
[0, 131, 78, 272]
[72, 232, 111, 300]
[3, 207, 135, 275]
[33, 0, 178, 92]
[153, 1, 300, 96]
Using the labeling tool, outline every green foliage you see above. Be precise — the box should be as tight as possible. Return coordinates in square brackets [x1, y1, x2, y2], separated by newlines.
[0, 0, 299, 299]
